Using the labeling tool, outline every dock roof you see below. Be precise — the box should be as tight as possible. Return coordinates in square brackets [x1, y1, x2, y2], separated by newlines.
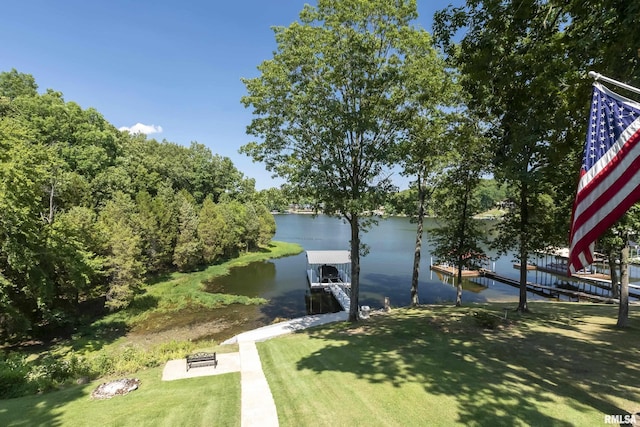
[306, 250, 351, 265]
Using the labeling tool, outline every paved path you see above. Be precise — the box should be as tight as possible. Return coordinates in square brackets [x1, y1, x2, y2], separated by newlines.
[162, 311, 349, 426]
[240, 341, 279, 427]
[222, 311, 348, 344]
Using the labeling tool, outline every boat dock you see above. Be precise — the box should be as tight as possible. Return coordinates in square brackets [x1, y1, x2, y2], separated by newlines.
[478, 271, 620, 303]
[305, 250, 352, 312]
[429, 264, 484, 278]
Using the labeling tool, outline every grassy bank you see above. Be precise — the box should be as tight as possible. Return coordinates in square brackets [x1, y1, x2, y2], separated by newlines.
[0, 241, 302, 399]
[98, 240, 304, 329]
[2, 302, 639, 426]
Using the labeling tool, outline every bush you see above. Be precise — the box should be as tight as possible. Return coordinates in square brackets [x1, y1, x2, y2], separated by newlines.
[0, 339, 202, 398]
[0, 353, 32, 398]
[472, 310, 502, 329]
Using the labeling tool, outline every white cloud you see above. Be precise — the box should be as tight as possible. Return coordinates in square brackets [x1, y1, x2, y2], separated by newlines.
[119, 123, 163, 135]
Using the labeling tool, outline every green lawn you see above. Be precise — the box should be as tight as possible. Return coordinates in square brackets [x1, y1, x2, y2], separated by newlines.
[2, 302, 639, 426]
[0, 367, 240, 427]
[259, 302, 640, 427]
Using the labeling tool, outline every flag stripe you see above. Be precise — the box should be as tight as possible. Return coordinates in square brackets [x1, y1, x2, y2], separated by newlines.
[568, 82, 640, 275]
[572, 127, 640, 236]
[570, 166, 640, 273]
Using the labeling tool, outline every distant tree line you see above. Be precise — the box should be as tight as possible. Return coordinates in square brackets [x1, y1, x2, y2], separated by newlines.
[384, 179, 509, 217]
[0, 69, 275, 340]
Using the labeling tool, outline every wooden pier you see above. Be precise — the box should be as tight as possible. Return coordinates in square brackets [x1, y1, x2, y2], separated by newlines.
[430, 264, 483, 278]
[479, 271, 619, 303]
[512, 262, 640, 300]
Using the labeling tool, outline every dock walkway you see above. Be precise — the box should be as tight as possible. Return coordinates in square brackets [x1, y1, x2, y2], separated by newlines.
[480, 271, 619, 303]
[328, 284, 351, 311]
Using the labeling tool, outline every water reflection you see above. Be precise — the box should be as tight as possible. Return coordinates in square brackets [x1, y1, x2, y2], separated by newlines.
[204, 260, 277, 296]
[196, 214, 637, 335]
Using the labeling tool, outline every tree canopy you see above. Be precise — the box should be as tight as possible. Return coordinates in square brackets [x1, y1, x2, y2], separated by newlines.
[241, 0, 446, 321]
[0, 70, 275, 340]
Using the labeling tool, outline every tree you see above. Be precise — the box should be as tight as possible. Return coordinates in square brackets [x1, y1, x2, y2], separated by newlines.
[135, 189, 177, 274]
[434, 0, 570, 312]
[242, 0, 433, 321]
[0, 68, 38, 99]
[429, 118, 489, 306]
[198, 196, 226, 263]
[173, 192, 202, 271]
[98, 192, 146, 311]
[396, 27, 455, 306]
[401, 110, 455, 306]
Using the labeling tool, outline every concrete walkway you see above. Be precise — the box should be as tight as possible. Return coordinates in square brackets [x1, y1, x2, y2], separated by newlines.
[222, 311, 348, 344]
[240, 341, 279, 427]
[232, 311, 348, 426]
[162, 311, 349, 426]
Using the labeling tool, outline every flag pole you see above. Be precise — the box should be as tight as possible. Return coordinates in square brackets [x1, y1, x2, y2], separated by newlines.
[588, 71, 640, 96]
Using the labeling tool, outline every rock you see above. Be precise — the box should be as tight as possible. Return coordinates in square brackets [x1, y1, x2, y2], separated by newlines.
[91, 378, 141, 399]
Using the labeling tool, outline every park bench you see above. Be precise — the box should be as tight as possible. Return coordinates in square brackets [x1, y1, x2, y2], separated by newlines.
[186, 352, 218, 371]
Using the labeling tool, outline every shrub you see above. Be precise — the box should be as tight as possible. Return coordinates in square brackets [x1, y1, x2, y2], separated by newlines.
[472, 310, 502, 329]
[0, 353, 32, 398]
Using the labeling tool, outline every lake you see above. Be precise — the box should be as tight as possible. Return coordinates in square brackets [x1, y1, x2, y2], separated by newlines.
[209, 214, 560, 324]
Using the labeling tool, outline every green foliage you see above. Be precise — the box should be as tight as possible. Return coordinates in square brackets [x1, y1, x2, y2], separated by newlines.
[0, 69, 275, 340]
[242, 0, 438, 320]
[0, 340, 200, 399]
[172, 192, 203, 271]
[0, 68, 38, 99]
[99, 193, 146, 310]
[198, 196, 225, 263]
[475, 179, 508, 212]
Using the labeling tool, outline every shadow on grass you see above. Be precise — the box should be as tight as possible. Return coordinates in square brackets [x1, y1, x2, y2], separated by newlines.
[297, 303, 640, 426]
[0, 382, 87, 426]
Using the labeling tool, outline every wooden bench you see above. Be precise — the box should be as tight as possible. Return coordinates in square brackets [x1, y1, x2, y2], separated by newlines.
[186, 352, 218, 371]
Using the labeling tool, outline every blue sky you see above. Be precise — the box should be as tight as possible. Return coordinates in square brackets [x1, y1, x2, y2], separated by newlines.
[1, 0, 458, 190]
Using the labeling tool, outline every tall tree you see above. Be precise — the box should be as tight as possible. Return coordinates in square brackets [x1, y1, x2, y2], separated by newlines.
[242, 0, 433, 321]
[401, 111, 454, 306]
[398, 29, 455, 306]
[173, 191, 202, 272]
[429, 118, 489, 306]
[98, 192, 146, 310]
[435, 0, 569, 311]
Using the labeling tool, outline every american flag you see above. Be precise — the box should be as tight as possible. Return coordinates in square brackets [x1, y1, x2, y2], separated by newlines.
[568, 82, 640, 275]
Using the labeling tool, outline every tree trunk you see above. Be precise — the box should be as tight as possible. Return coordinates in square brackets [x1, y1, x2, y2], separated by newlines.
[456, 254, 463, 306]
[348, 214, 361, 322]
[617, 244, 629, 328]
[410, 175, 426, 306]
[455, 174, 472, 307]
[608, 250, 620, 299]
[517, 184, 528, 312]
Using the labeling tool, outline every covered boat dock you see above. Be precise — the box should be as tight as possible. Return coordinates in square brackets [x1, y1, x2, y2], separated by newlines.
[306, 250, 352, 311]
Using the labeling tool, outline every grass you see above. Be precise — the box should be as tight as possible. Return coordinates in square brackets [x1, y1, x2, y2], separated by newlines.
[2, 301, 639, 426]
[0, 367, 241, 427]
[59, 240, 303, 352]
[0, 241, 302, 403]
[101, 240, 304, 328]
[259, 302, 640, 426]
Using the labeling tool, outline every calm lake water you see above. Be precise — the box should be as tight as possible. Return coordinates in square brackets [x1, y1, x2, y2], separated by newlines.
[210, 214, 561, 323]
